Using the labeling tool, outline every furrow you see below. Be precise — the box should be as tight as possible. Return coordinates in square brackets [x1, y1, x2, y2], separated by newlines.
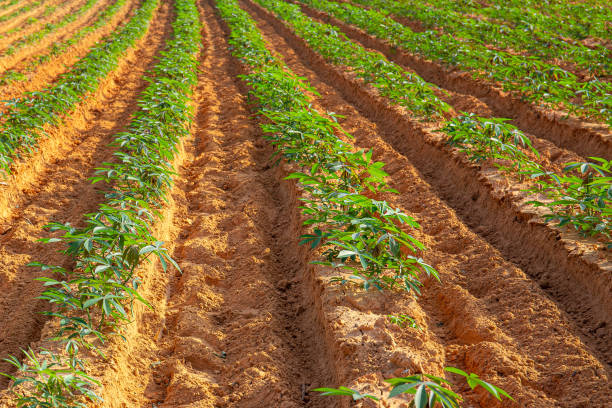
[0, 0, 27, 18]
[293, 1, 588, 170]
[0, 0, 51, 34]
[0, 0, 136, 113]
[294, 0, 612, 161]
[240, 0, 612, 371]
[136, 2, 335, 406]
[0, 0, 173, 389]
[0, 0, 89, 51]
[240, 0, 612, 405]
[0, 0, 116, 74]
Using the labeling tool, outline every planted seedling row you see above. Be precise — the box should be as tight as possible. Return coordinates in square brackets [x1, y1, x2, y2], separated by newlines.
[268, 0, 610, 243]
[1, 0, 101, 58]
[0, 0, 47, 23]
[0, 0, 157, 172]
[347, 0, 609, 77]
[1, 0, 202, 405]
[0, 0, 21, 12]
[218, 0, 513, 405]
[0, 0, 131, 86]
[428, 0, 611, 42]
[3, 0, 59, 37]
[297, 0, 612, 126]
[220, 0, 437, 293]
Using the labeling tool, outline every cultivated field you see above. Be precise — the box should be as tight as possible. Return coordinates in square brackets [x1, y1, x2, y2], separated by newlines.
[0, 0, 610, 407]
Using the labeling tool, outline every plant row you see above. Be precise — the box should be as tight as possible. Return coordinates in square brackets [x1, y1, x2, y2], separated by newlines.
[1, 0, 201, 405]
[220, 0, 438, 293]
[0, 0, 44, 23]
[0, 0, 129, 86]
[0, 0, 20, 11]
[298, 0, 612, 126]
[256, 0, 611, 245]
[353, 0, 609, 77]
[0, 0, 156, 172]
[218, 0, 512, 405]
[429, 0, 612, 42]
[1, 0, 100, 57]
[3, 1, 58, 36]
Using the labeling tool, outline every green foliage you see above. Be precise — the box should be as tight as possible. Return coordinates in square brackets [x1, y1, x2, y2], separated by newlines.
[257, 0, 450, 120]
[351, 0, 609, 76]
[257, 0, 610, 244]
[1, 0, 202, 405]
[218, 0, 437, 292]
[314, 386, 379, 401]
[0, 0, 43, 24]
[299, 0, 612, 125]
[314, 367, 513, 407]
[443, 114, 539, 174]
[0, 69, 27, 85]
[443, 115, 611, 244]
[0, 0, 20, 12]
[1, 0, 100, 57]
[0, 0, 156, 173]
[421, 0, 612, 42]
[528, 158, 611, 245]
[1, 349, 100, 408]
[387, 314, 420, 329]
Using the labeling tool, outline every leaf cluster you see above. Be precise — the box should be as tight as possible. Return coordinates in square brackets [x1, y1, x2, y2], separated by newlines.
[300, 0, 612, 125]
[0, 0, 100, 57]
[2, 0, 202, 405]
[0, 0, 158, 173]
[0, 0, 131, 87]
[254, 0, 610, 246]
[0, 0, 43, 24]
[259, 0, 450, 119]
[443, 114, 611, 245]
[431, 0, 612, 42]
[315, 366, 512, 407]
[352, 0, 609, 76]
[219, 0, 437, 292]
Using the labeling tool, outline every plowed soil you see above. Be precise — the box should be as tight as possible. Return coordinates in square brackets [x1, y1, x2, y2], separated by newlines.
[0, 0, 610, 407]
[0, 0, 122, 74]
[0, 0, 172, 388]
[0, 0, 87, 50]
[0, 0, 137, 112]
[0, 0, 52, 34]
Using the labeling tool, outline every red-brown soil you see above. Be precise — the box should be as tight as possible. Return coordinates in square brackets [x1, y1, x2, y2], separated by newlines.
[0, 0, 120, 74]
[0, 0, 137, 113]
[0, 0, 53, 34]
[0, 0, 610, 407]
[0, 0, 172, 388]
[299, 1, 612, 161]
[286, 0, 612, 338]
[0, 0, 88, 51]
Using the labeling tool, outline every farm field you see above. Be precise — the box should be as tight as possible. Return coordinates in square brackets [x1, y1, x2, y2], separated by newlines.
[0, 0, 609, 407]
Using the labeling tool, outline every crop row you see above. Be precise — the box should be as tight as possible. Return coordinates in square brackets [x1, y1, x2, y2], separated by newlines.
[352, 0, 609, 77]
[299, 0, 611, 126]
[0, 0, 20, 12]
[3, 0, 58, 36]
[1, 0, 100, 58]
[220, 0, 437, 293]
[1, 0, 201, 405]
[0, 0, 45, 23]
[0, 0, 156, 172]
[255, 0, 611, 245]
[218, 0, 512, 404]
[0, 0, 129, 85]
[429, 0, 612, 41]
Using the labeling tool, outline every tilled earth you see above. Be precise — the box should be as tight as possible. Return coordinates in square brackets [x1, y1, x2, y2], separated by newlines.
[0, 0, 610, 407]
